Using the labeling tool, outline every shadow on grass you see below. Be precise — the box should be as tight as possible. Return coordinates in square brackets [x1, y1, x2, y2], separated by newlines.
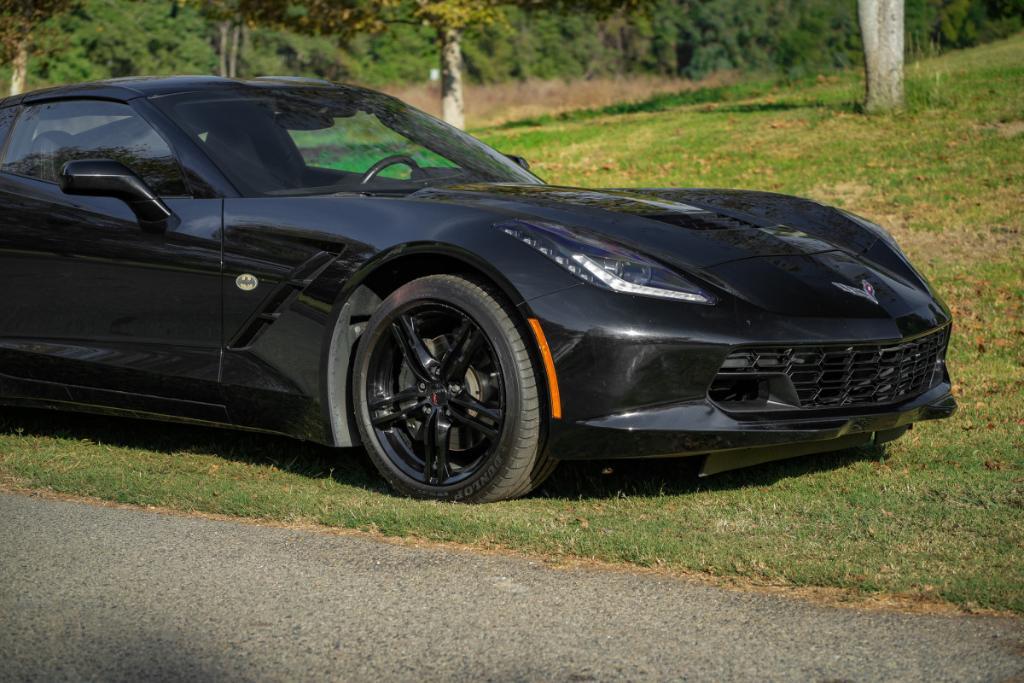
[690, 99, 850, 114]
[487, 82, 860, 131]
[534, 443, 883, 500]
[492, 83, 778, 130]
[0, 407, 883, 502]
[0, 407, 384, 492]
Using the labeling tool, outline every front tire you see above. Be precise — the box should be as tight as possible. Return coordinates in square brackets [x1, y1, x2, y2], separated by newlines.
[352, 275, 553, 503]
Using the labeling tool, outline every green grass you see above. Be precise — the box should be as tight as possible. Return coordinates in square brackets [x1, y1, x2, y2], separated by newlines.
[480, 35, 1024, 238]
[3, 36, 1023, 612]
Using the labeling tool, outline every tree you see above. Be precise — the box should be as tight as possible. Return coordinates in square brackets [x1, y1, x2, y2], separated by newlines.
[175, 0, 248, 77]
[187, 0, 386, 80]
[858, 0, 905, 112]
[0, 0, 76, 95]
[408, 0, 652, 128]
[197, 0, 468, 122]
[216, 15, 246, 78]
[409, 2, 500, 129]
[207, 1, 648, 128]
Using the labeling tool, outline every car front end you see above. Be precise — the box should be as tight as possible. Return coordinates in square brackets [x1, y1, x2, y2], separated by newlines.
[477, 188, 957, 475]
[524, 279, 954, 474]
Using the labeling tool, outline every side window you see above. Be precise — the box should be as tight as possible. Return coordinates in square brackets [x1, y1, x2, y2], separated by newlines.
[0, 106, 18, 153]
[1, 100, 188, 196]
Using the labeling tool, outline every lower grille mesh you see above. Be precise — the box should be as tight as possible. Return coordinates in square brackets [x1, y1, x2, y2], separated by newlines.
[713, 327, 950, 408]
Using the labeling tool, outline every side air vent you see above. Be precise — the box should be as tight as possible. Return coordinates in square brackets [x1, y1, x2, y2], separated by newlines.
[228, 251, 337, 350]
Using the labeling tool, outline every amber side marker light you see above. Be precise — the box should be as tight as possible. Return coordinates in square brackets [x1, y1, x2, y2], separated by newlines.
[527, 318, 562, 419]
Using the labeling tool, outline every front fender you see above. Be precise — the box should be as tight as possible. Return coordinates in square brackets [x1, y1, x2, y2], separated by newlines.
[218, 195, 586, 445]
[311, 233, 581, 447]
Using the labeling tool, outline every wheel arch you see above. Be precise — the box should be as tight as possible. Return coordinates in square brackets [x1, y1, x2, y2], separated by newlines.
[320, 243, 540, 448]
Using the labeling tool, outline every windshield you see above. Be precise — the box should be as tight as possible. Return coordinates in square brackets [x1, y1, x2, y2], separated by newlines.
[154, 85, 541, 197]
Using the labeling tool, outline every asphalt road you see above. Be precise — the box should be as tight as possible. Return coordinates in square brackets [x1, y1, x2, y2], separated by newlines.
[1, 491, 1021, 682]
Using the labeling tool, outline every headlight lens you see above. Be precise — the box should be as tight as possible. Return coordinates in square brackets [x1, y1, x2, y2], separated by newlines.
[496, 219, 715, 304]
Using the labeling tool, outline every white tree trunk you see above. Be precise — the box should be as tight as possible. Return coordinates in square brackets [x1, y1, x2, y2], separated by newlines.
[858, 0, 905, 112]
[228, 22, 242, 78]
[9, 38, 28, 96]
[218, 21, 230, 77]
[440, 27, 465, 130]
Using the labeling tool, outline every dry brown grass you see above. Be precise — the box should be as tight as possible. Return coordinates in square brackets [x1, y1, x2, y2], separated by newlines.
[382, 73, 737, 127]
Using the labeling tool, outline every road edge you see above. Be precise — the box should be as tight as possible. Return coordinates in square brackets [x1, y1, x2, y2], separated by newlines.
[2, 480, 1018, 621]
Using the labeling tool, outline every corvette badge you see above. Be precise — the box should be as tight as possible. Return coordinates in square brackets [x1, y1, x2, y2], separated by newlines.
[833, 279, 878, 304]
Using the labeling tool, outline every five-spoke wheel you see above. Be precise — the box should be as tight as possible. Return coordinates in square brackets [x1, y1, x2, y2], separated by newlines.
[353, 275, 554, 502]
[367, 303, 505, 486]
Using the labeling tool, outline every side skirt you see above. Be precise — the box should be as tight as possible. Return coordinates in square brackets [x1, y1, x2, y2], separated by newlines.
[0, 372, 230, 427]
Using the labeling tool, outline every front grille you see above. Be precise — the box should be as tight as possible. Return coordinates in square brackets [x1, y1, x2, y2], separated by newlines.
[712, 326, 950, 409]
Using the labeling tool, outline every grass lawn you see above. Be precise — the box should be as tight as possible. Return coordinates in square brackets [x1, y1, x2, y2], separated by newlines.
[2, 36, 1022, 613]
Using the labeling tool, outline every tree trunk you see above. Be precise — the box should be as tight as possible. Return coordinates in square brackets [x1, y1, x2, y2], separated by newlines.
[218, 21, 230, 77]
[440, 27, 465, 130]
[228, 21, 242, 78]
[858, 0, 905, 112]
[9, 37, 28, 96]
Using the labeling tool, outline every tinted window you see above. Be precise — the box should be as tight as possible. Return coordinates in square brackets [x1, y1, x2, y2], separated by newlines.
[0, 106, 17, 153]
[2, 100, 188, 196]
[156, 86, 539, 197]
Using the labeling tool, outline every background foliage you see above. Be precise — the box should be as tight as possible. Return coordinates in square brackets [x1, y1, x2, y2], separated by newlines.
[3, 0, 1022, 91]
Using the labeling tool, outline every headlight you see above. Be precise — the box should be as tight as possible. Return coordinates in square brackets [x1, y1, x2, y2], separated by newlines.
[838, 209, 901, 251]
[496, 219, 715, 304]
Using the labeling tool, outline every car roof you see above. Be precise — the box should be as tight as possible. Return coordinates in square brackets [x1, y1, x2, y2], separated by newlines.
[0, 75, 348, 108]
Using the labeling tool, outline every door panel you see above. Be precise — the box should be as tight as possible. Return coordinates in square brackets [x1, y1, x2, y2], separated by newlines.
[0, 175, 223, 405]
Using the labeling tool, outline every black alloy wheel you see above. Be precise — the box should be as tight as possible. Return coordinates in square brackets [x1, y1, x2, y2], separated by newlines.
[352, 275, 555, 502]
[367, 302, 504, 486]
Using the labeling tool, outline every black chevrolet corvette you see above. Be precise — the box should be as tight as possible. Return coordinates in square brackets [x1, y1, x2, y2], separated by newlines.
[0, 76, 956, 502]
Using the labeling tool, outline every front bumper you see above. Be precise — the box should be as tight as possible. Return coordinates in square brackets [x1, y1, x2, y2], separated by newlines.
[520, 272, 956, 472]
[543, 380, 956, 466]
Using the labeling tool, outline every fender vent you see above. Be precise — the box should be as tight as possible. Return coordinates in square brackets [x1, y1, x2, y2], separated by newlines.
[229, 251, 336, 350]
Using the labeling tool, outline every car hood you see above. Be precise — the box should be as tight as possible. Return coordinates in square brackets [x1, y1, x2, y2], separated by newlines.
[409, 183, 944, 321]
[411, 183, 878, 270]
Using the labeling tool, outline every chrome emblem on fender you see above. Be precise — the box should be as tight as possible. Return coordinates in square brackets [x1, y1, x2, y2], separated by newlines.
[833, 279, 879, 305]
[235, 273, 259, 291]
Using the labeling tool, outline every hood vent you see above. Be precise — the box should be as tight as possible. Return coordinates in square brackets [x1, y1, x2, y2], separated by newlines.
[643, 212, 753, 231]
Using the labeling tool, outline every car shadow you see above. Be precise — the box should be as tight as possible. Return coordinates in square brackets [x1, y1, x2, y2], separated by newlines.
[0, 407, 884, 501]
[0, 406, 383, 490]
[533, 445, 883, 500]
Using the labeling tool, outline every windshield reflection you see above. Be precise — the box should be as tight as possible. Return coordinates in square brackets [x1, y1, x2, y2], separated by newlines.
[156, 84, 541, 197]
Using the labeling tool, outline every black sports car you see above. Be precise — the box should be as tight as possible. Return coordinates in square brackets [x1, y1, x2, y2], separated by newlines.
[0, 76, 956, 502]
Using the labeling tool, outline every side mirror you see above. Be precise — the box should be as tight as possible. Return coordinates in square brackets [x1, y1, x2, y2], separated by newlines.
[60, 159, 177, 232]
[505, 154, 530, 171]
